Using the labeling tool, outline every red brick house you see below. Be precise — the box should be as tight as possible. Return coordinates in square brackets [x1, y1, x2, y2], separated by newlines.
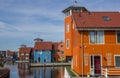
[52, 42, 65, 62]
[7, 50, 15, 59]
[18, 45, 33, 61]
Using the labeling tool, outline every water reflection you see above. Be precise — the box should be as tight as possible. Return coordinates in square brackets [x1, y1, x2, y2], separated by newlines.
[5, 62, 64, 78]
[32, 67, 64, 78]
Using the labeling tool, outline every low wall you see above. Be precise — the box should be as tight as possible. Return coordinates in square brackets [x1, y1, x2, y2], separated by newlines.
[0, 68, 10, 78]
[64, 67, 72, 78]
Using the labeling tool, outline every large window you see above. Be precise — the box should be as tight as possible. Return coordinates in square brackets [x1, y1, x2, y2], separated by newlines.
[115, 55, 120, 67]
[66, 39, 70, 49]
[90, 31, 104, 44]
[117, 32, 120, 43]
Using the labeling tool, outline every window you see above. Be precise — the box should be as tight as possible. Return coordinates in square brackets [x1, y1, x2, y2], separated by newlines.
[117, 32, 120, 43]
[26, 53, 29, 56]
[65, 11, 70, 17]
[26, 57, 29, 60]
[38, 50, 42, 54]
[46, 50, 49, 54]
[53, 51, 57, 54]
[66, 39, 70, 49]
[60, 45, 63, 48]
[102, 16, 111, 21]
[90, 31, 104, 44]
[66, 24, 69, 33]
[21, 53, 24, 56]
[60, 51, 64, 54]
[115, 55, 120, 67]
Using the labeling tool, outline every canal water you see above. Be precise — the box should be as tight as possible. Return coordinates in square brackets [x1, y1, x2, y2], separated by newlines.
[4, 62, 64, 78]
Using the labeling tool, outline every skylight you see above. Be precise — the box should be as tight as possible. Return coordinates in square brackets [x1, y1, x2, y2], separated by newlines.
[102, 16, 111, 21]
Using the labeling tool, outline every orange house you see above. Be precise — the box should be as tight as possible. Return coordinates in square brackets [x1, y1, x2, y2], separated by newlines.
[63, 6, 120, 76]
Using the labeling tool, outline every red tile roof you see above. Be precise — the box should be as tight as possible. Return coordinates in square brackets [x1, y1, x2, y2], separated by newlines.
[53, 42, 59, 50]
[7, 51, 15, 56]
[19, 47, 32, 53]
[72, 12, 120, 28]
[34, 42, 52, 50]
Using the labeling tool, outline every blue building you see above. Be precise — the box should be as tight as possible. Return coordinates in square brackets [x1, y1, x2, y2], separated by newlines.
[33, 38, 52, 63]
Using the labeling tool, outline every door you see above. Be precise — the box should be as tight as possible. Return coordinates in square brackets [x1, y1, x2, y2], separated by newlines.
[90, 55, 101, 76]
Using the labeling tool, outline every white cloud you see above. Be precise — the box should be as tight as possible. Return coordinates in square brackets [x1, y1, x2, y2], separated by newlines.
[0, 21, 6, 28]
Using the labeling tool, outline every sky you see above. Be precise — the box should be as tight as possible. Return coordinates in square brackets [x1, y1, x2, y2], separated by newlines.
[0, 0, 120, 51]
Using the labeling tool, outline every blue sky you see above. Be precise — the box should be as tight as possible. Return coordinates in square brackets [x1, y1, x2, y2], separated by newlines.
[0, 0, 120, 51]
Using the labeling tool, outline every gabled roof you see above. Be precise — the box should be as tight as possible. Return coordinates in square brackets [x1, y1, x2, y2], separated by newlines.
[19, 47, 32, 53]
[34, 42, 52, 50]
[72, 12, 120, 29]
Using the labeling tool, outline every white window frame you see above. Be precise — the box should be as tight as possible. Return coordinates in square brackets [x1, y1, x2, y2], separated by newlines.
[116, 31, 120, 44]
[26, 53, 29, 56]
[114, 55, 120, 68]
[66, 24, 69, 33]
[66, 39, 70, 49]
[26, 57, 29, 60]
[89, 31, 104, 44]
[21, 53, 24, 56]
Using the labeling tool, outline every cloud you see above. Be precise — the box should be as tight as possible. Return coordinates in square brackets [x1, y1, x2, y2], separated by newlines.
[0, 21, 6, 28]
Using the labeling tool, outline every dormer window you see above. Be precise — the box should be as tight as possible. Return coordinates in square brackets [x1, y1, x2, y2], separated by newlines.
[102, 16, 111, 21]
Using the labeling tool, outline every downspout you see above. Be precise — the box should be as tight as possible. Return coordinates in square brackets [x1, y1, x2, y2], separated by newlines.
[81, 30, 84, 77]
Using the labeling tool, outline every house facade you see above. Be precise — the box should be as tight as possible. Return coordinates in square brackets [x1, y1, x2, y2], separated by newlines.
[63, 6, 120, 76]
[34, 41, 52, 63]
[19, 45, 33, 61]
[7, 50, 16, 59]
[52, 42, 65, 62]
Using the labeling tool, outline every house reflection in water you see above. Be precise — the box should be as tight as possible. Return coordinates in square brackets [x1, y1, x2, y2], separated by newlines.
[33, 67, 64, 78]
[18, 64, 64, 78]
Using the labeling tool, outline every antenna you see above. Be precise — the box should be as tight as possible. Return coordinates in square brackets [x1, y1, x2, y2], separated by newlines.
[74, 0, 77, 6]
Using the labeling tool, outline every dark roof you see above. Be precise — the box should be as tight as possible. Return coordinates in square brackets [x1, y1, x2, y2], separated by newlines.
[52, 42, 59, 50]
[72, 12, 120, 29]
[34, 42, 52, 50]
[62, 6, 88, 13]
[34, 38, 43, 42]
[19, 47, 32, 53]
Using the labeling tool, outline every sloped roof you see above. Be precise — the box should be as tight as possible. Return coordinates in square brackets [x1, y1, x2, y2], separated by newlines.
[34, 42, 52, 50]
[19, 47, 32, 53]
[52, 42, 59, 50]
[7, 51, 15, 56]
[72, 12, 120, 29]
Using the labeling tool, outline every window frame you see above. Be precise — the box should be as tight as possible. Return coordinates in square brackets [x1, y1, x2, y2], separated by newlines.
[114, 55, 120, 68]
[89, 31, 104, 44]
[66, 39, 70, 49]
[66, 24, 69, 33]
[116, 31, 120, 44]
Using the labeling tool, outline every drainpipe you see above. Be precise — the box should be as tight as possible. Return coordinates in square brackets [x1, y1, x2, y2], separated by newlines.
[81, 30, 84, 77]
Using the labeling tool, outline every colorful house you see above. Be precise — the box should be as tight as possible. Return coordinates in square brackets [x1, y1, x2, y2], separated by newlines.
[33, 38, 52, 63]
[63, 6, 120, 76]
[57, 42, 65, 62]
[52, 42, 65, 62]
[7, 50, 16, 59]
[19, 45, 33, 61]
[52, 42, 59, 62]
